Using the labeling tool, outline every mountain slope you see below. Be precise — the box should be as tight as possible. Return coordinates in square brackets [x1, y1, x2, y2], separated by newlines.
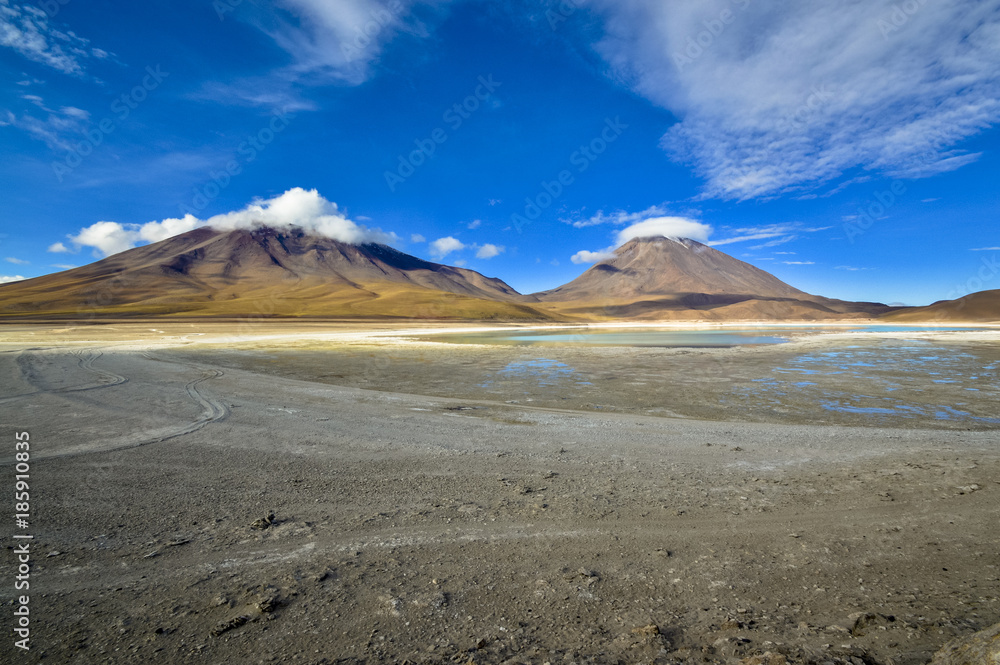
[0, 226, 549, 320]
[533, 236, 891, 320]
[881, 290, 1000, 323]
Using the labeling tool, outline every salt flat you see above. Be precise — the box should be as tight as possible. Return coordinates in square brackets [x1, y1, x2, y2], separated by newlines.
[1, 322, 998, 664]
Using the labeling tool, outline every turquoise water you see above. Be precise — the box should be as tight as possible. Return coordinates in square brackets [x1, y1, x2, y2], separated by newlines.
[730, 343, 1000, 425]
[427, 326, 980, 348]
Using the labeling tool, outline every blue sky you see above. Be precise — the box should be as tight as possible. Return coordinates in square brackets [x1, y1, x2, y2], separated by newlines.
[1, 0, 999, 306]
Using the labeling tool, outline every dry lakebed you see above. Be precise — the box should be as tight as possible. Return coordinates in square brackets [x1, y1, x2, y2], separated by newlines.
[1, 322, 998, 665]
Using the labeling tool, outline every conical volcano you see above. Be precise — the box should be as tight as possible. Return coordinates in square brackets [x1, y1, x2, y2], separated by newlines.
[533, 236, 890, 320]
[0, 226, 549, 320]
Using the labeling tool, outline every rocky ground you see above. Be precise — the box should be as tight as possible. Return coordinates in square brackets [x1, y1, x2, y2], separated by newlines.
[1, 323, 998, 664]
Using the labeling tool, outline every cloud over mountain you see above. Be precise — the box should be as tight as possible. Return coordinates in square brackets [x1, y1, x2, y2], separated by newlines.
[62, 188, 396, 257]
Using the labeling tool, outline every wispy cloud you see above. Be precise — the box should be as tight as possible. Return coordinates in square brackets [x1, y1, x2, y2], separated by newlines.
[590, 0, 1000, 199]
[564, 204, 671, 228]
[708, 223, 829, 247]
[4, 257, 29, 265]
[0, 275, 26, 283]
[2, 95, 90, 151]
[782, 261, 815, 265]
[0, 1, 107, 75]
[207, 0, 456, 109]
[970, 247, 1000, 251]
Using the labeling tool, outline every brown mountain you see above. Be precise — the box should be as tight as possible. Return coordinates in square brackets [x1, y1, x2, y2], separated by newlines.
[533, 236, 892, 320]
[0, 226, 549, 320]
[880, 289, 1000, 323]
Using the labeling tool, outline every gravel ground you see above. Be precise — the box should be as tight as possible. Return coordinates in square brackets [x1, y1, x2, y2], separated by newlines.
[1, 323, 998, 665]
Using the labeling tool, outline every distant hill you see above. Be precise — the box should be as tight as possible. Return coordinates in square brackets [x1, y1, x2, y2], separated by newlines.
[0, 226, 550, 320]
[880, 289, 1000, 323]
[533, 237, 892, 321]
[0, 229, 903, 322]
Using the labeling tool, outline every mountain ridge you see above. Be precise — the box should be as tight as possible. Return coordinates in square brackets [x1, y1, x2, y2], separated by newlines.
[0, 227, 926, 321]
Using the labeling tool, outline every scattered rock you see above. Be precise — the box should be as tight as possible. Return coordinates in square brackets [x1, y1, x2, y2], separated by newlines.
[631, 624, 660, 637]
[928, 621, 1000, 665]
[251, 512, 276, 530]
[740, 652, 787, 665]
[850, 611, 896, 636]
[210, 615, 250, 637]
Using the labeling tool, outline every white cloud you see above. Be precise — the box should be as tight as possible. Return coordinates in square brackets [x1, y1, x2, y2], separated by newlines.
[0, 1, 104, 75]
[591, 0, 1000, 199]
[970, 247, 1000, 251]
[212, 1, 456, 107]
[615, 217, 712, 245]
[3, 98, 90, 151]
[61, 188, 397, 257]
[467, 219, 481, 229]
[51, 263, 76, 270]
[475, 243, 503, 259]
[47, 241, 71, 253]
[410, 233, 426, 243]
[708, 224, 829, 247]
[0, 275, 26, 283]
[571, 249, 615, 265]
[5, 257, 28, 265]
[782, 261, 815, 265]
[566, 205, 670, 228]
[69, 221, 141, 256]
[570, 214, 711, 266]
[835, 265, 869, 271]
[429, 236, 464, 259]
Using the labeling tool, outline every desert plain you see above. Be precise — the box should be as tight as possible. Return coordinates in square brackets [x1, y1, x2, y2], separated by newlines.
[1, 321, 999, 665]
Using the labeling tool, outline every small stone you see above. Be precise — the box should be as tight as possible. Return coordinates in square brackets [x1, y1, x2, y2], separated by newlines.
[251, 512, 276, 530]
[631, 624, 660, 637]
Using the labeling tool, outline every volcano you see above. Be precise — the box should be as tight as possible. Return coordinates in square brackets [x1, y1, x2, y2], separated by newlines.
[0, 226, 549, 320]
[1, 230, 897, 322]
[533, 236, 892, 320]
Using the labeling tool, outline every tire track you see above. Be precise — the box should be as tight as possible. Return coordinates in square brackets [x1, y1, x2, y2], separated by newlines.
[1, 353, 229, 462]
[0, 349, 128, 404]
